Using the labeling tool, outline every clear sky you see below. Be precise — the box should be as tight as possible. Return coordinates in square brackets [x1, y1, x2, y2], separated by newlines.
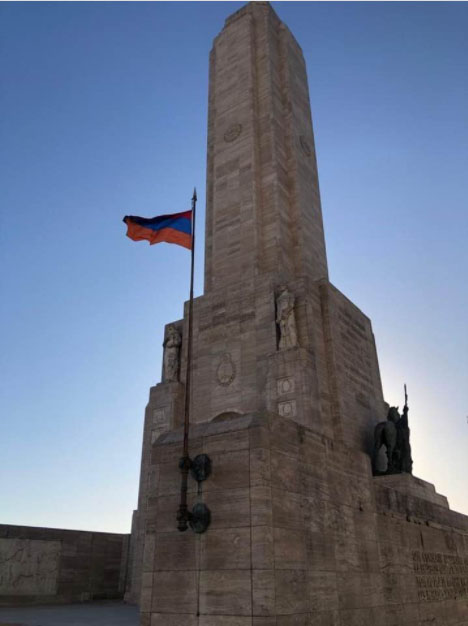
[1, 2, 467, 533]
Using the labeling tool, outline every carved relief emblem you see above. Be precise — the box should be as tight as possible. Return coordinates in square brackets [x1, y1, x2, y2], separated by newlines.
[277, 377, 295, 396]
[216, 353, 236, 386]
[278, 400, 297, 418]
[300, 135, 312, 157]
[224, 124, 242, 143]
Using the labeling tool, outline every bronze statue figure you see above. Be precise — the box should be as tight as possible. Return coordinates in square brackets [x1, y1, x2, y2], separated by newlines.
[395, 403, 413, 474]
[373, 406, 399, 474]
[373, 385, 413, 475]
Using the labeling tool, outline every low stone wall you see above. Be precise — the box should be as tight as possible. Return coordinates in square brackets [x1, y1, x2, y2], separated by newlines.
[0, 524, 130, 606]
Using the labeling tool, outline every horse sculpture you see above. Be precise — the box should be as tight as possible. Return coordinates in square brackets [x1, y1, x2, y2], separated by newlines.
[373, 407, 401, 474]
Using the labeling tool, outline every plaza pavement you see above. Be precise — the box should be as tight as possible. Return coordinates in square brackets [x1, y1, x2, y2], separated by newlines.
[0, 601, 138, 626]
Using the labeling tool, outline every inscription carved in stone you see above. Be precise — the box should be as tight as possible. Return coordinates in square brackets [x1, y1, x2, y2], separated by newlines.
[224, 124, 242, 143]
[412, 551, 468, 601]
[0, 538, 60, 595]
[216, 353, 236, 386]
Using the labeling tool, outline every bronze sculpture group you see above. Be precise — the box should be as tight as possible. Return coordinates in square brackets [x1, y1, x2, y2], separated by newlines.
[373, 394, 413, 475]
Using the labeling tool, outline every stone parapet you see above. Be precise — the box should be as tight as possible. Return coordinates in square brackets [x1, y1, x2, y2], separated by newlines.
[0, 525, 129, 607]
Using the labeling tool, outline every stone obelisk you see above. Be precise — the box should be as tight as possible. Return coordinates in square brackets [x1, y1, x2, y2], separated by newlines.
[128, 4, 468, 625]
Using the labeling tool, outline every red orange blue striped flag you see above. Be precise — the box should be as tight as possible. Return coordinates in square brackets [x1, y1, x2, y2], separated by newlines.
[123, 210, 192, 250]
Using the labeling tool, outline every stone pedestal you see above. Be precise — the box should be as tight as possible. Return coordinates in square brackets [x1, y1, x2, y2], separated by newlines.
[375, 474, 449, 509]
[139, 413, 468, 625]
[373, 474, 468, 625]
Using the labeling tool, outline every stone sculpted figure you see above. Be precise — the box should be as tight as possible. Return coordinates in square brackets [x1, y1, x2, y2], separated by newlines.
[276, 286, 298, 350]
[163, 325, 181, 382]
[373, 404, 413, 475]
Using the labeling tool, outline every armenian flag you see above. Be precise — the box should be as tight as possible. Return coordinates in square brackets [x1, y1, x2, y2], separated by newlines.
[123, 210, 192, 250]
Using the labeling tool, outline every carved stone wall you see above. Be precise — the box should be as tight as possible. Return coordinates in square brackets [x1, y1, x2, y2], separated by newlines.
[374, 476, 468, 625]
[320, 281, 386, 454]
[0, 525, 129, 606]
[139, 412, 468, 625]
[0, 538, 59, 595]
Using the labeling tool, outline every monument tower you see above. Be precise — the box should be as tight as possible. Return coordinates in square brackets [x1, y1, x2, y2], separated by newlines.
[127, 4, 468, 625]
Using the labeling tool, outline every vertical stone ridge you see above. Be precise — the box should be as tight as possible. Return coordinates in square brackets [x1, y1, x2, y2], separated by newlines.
[252, 3, 277, 281]
[249, 7, 263, 289]
[203, 47, 216, 293]
[319, 282, 345, 442]
[278, 20, 301, 280]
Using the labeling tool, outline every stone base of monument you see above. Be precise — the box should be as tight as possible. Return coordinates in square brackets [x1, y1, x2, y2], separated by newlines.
[374, 473, 449, 509]
[125, 381, 185, 606]
[138, 412, 468, 625]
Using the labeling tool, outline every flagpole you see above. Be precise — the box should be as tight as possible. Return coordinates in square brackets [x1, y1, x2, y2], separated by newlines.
[177, 188, 197, 531]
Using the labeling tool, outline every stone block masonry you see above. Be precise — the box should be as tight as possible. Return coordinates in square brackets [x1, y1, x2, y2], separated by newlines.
[139, 413, 468, 625]
[0, 524, 129, 606]
[126, 3, 468, 624]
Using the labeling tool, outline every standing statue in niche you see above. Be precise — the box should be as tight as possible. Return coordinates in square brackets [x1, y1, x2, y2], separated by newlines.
[163, 325, 181, 382]
[373, 385, 413, 475]
[276, 286, 298, 350]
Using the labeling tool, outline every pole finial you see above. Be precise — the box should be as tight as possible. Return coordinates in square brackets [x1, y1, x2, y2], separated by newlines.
[193, 187, 197, 202]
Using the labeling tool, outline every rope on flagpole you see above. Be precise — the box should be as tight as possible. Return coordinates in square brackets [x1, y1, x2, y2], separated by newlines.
[176, 189, 211, 534]
[176, 188, 197, 532]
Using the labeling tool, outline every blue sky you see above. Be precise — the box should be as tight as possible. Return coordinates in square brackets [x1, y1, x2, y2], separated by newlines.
[1, 2, 467, 533]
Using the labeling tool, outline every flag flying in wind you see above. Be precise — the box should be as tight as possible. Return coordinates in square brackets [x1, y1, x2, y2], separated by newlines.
[123, 210, 192, 250]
